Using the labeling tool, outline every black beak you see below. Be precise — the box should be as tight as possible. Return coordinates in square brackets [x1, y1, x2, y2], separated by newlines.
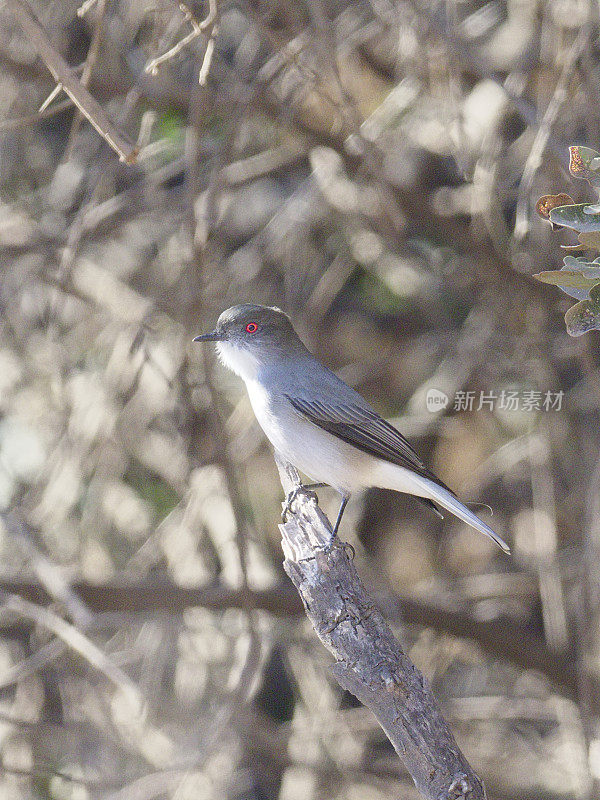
[193, 331, 224, 342]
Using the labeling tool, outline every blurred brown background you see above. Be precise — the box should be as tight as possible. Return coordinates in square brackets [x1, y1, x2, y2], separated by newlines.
[0, 0, 599, 798]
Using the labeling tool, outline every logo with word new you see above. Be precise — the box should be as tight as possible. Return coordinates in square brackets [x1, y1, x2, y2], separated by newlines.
[426, 388, 450, 413]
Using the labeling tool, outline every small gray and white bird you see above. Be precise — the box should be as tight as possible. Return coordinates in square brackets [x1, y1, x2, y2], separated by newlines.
[194, 304, 510, 553]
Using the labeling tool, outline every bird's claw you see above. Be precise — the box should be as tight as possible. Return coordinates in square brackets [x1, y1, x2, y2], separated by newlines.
[343, 541, 356, 559]
[282, 485, 314, 521]
[322, 535, 355, 560]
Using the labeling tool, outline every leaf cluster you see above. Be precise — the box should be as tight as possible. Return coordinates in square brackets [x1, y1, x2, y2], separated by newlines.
[535, 146, 600, 335]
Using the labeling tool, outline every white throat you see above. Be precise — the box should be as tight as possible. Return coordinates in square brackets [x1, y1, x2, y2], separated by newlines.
[216, 340, 260, 382]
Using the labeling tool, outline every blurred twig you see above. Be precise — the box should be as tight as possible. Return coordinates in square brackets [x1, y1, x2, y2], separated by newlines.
[0, 637, 65, 689]
[514, 27, 588, 242]
[64, 0, 109, 160]
[145, 0, 218, 81]
[406, 0, 565, 155]
[0, 592, 141, 698]
[578, 453, 600, 799]
[3, 511, 93, 629]
[5, 0, 138, 163]
[0, 574, 592, 702]
[527, 432, 569, 652]
[0, 97, 73, 130]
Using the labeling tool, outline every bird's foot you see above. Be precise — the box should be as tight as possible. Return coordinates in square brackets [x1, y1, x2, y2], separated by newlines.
[322, 533, 355, 560]
[282, 483, 325, 522]
[282, 486, 303, 521]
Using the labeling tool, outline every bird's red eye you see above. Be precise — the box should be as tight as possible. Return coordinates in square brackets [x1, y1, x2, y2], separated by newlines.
[245, 322, 258, 334]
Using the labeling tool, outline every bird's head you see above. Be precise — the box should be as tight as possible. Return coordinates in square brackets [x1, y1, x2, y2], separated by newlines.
[193, 304, 305, 380]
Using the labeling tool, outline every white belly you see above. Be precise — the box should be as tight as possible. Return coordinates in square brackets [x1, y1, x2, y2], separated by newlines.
[246, 380, 371, 493]
[244, 381, 435, 499]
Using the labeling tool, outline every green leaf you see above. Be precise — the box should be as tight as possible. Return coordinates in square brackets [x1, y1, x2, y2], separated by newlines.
[561, 255, 600, 279]
[565, 284, 600, 336]
[563, 255, 590, 268]
[533, 269, 600, 301]
[577, 230, 600, 249]
[562, 230, 600, 250]
[549, 204, 600, 232]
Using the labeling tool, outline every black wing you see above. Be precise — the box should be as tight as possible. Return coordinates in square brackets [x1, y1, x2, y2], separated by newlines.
[285, 395, 455, 494]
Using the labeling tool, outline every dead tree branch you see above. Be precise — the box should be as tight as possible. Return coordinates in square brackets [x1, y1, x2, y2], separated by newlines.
[5, 0, 138, 163]
[276, 460, 486, 800]
[145, 0, 218, 82]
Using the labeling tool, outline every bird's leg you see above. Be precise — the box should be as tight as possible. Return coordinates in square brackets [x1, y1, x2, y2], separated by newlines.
[282, 483, 328, 521]
[331, 494, 349, 538]
[325, 493, 354, 557]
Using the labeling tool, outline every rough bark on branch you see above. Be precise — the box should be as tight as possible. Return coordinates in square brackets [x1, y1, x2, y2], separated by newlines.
[276, 459, 486, 800]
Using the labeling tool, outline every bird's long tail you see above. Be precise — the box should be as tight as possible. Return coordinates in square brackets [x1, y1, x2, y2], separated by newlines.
[419, 477, 510, 553]
[372, 462, 510, 553]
